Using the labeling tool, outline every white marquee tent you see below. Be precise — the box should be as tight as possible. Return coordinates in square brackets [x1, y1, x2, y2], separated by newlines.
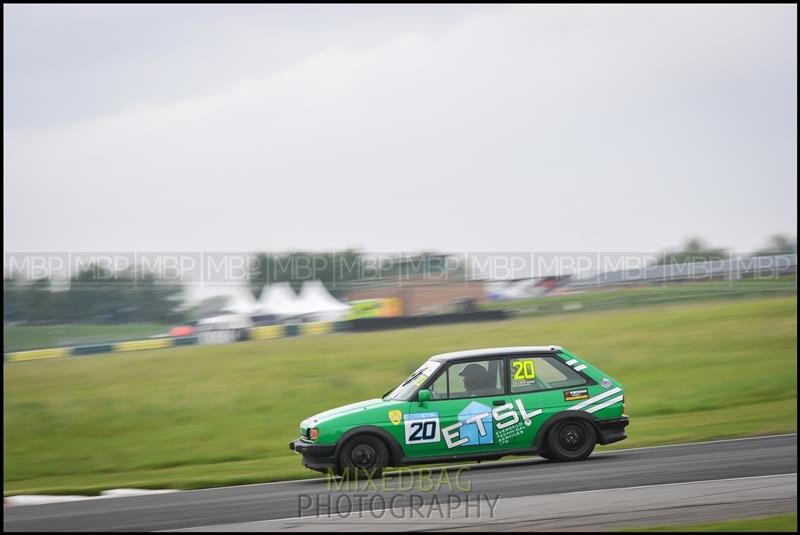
[257, 282, 301, 316]
[257, 280, 351, 321]
[295, 280, 351, 321]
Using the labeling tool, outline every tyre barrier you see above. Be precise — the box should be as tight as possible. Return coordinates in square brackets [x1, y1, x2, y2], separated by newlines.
[250, 325, 284, 340]
[3, 322, 337, 363]
[196, 330, 239, 346]
[195, 328, 253, 345]
[4, 312, 510, 363]
[3, 346, 71, 362]
[348, 310, 510, 331]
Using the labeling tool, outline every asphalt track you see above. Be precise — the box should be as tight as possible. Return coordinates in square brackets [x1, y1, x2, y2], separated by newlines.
[4, 434, 797, 532]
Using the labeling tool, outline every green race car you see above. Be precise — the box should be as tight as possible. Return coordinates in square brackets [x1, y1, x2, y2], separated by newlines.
[289, 346, 628, 475]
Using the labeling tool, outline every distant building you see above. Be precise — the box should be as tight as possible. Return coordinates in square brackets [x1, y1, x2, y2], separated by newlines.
[347, 280, 487, 316]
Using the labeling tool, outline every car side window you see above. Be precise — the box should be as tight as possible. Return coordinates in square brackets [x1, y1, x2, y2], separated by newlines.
[447, 358, 505, 400]
[510, 356, 587, 394]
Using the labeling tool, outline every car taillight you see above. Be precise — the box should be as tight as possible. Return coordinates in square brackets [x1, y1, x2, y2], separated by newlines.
[309, 428, 319, 441]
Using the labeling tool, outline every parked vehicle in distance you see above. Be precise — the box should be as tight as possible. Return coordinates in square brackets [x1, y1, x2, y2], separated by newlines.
[290, 346, 628, 475]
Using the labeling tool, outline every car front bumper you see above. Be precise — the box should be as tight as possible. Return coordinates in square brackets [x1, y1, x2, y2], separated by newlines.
[596, 415, 629, 445]
[289, 439, 337, 473]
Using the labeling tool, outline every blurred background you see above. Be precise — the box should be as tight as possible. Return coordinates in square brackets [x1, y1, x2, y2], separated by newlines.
[3, 4, 797, 531]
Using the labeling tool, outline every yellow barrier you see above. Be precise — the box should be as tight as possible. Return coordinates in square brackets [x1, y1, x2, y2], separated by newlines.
[6, 347, 71, 362]
[113, 339, 174, 352]
[300, 322, 333, 336]
[250, 325, 285, 340]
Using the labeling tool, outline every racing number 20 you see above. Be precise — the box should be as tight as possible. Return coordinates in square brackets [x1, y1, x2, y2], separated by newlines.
[408, 421, 437, 441]
[404, 414, 440, 444]
[512, 359, 536, 380]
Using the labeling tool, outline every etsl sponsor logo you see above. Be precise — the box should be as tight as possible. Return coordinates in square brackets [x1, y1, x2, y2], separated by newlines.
[443, 398, 542, 449]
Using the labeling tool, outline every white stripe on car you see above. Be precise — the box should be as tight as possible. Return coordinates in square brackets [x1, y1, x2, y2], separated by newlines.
[586, 394, 625, 414]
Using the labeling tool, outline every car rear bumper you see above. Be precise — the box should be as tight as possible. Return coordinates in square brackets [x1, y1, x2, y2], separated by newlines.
[289, 439, 337, 473]
[596, 415, 629, 445]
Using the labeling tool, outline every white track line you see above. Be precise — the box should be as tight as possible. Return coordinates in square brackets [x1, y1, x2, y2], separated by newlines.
[550, 472, 798, 498]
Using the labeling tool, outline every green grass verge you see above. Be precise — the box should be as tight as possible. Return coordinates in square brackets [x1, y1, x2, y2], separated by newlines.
[617, 513, 797, 532]
[3, 297, 796, 496]
[3, 323, 173, 352]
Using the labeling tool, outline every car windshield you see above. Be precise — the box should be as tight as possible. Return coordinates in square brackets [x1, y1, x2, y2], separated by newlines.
[385, 360, 441, 401]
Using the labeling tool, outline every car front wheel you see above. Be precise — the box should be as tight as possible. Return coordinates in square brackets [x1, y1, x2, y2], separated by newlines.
[337, 435, 389, 477]
[546, 419, 596, 461]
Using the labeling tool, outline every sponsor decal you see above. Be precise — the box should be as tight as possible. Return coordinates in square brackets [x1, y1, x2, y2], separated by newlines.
[563, 388, 589, 401]
[567, 387, 623, 413]
[600, 378, 612, 389]
[443, 398, 542, 449]
[405, 399, 544, 448]
[404, 412, 440, 444]
[457, 402, 494, 446]
[413, 374, 429, 387]
[494, 399, 542, 446]
[388, 410, 403, 425]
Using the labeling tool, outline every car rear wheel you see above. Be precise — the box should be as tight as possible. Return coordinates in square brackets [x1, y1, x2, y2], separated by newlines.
[546, 419, 596, 461]
[337, 435, 389, 477]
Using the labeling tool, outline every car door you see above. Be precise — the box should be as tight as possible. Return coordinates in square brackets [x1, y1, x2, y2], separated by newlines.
[404, 356, 511, 458]
[507, 354, 593, 449]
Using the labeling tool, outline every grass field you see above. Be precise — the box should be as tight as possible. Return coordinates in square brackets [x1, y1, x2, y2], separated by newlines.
[3, 297, 796, 495]
[618, 513, 797, 532]
[482, 278, 797, 316]
[3, 323, 172, 352]
[4, 280, 794, 353]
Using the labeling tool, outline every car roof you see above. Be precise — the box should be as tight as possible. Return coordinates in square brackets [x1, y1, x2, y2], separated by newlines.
[429, 346, 563, 363]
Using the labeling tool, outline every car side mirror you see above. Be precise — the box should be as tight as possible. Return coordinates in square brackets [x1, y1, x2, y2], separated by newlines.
[418, 389, 431, 404]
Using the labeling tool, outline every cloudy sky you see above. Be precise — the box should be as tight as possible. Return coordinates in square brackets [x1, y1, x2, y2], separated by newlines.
[4, 4, 797, 254]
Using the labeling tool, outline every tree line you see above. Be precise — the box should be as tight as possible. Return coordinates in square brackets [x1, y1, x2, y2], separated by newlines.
[4, 265, 184, 324]
[4, 238, 793, 325]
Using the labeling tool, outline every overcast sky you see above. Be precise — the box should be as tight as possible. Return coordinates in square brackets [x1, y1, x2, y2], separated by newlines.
[4, 4, 797, 254]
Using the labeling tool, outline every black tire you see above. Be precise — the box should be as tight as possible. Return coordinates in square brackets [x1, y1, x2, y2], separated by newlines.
[546, 419, 596, 461]
[337, 435, 389, 477]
